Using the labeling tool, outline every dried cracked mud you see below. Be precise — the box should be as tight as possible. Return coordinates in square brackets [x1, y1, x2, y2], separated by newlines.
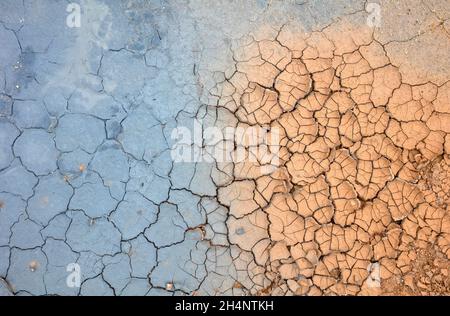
[0, 0, 449, 296]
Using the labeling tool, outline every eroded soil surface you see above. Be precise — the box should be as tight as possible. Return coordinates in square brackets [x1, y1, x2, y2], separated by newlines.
[0, 0, 449, 296]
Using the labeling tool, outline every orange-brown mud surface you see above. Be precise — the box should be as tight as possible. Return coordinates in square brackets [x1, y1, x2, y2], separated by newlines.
[210, 13, 450, 296]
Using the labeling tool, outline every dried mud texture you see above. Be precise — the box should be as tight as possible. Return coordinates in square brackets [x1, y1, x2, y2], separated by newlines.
[212, 21, 450, 296]
[1, 0, 449, 297]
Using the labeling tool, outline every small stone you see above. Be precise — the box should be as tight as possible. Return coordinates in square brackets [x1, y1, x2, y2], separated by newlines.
[166, 283, 174, 291]
[29, 260, 39, 272]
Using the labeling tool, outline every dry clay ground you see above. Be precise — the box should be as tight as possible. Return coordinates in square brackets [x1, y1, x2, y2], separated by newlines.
[0, 0, 449, 296]
[213, 21, 450, 296]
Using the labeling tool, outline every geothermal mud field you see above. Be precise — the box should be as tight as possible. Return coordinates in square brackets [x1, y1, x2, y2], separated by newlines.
[0, 0, 449, 296]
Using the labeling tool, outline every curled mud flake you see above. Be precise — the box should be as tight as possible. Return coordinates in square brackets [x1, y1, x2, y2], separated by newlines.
[356, 134, 402, 166]
[355, 157, 394, 200]
[237, 83, 283, 125]
[314, 224, 358, 256]
[413, 203, 449, 235]
[315, 124, 341, 151]
[330, 181, 360, 227]
[293, 176, 334, 224]
[402, 214, 420, 239]
[278, 106, 318, 142]
[306, 138, 333, 169]
[387, 120, 430, 151]
[275, 59, 312, 111]
[312, 252, 361, 293]
[373, 224, 402, 261]
[311, 272, 336, 292]
[379, 180, 425, 221]
[319, 246, 371, 292]
[269, 241, 290, 262]
[379, 257, 403, 281]
[311, 68, 339, 95]
[417, 131, 445, 161]
[290, 241, 321, 279]
[287, 153, 324, 185]
[326, 149, 357, 186]
[330, 91, 356, 114]
[356, 103, 390, 136]
[278, 263, 300, 280]
[398, 155, 421, 182]
[255, 168, 292, 203]
[267, 194, 319, 246]
[427, 112, 450, 134]
[339, 111, 362, 146]
[355, 199, 392, 236]
[287, 278, 314, 296]
[298, 91, 328, 112]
